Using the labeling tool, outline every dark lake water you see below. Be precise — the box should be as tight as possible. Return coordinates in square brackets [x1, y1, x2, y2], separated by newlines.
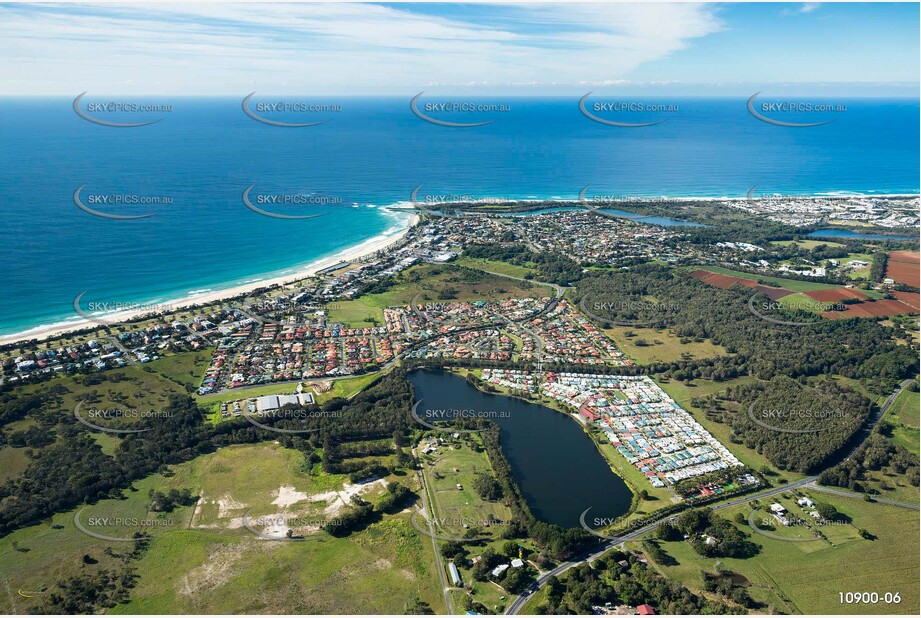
[409, 370, 633, 528]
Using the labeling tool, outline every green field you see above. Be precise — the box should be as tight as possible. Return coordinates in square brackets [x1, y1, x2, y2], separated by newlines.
[454, 256, 537, 279]
[778, 292, 833, 314]
[144, 348, 214, 391]
[0, 445, 30, 481]
[0, 442, 445, 615]
[419, 436, 512, 539]
[634, 490, 920, 615]
[10, 362, 195, 429]
[885, 389, 920, 455]
[603, 324, 729, 365]
[326, 263, 552, 329]
[693, 265, 843, 292]
[771, 239, 846, 250]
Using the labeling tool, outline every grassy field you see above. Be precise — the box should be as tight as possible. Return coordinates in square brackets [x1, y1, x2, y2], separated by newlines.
[884, 389, 920, 455]
[419, 436, 512, 539]
[634, 489, 920, 615]
[454, 256, 537, 279]
[771, 239, 846, 250]
[324, 299, 385, 329]
[144, 348, 214, 391]
[693, 265, 842, 292]
[0, 446, 30, 481]
[10, 362, 193, 429]
[326, 263, 552, 329]
[778, 292, 832, 314]
[0, 442, 445, 615]
[603, 325, 729, 365]
[197, 371, 385, 419]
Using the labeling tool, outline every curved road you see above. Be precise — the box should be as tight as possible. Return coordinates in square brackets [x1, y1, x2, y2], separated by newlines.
[506, 378, 916, 615]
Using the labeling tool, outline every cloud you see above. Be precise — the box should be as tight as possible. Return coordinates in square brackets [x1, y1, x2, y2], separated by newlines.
[799, 3, 822, 13]
[0, 2, 725, 94]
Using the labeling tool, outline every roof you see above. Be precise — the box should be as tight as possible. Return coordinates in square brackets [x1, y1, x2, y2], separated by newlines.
[637, 604, 656, 615]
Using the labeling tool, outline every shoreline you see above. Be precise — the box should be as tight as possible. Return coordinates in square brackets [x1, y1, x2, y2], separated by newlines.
[2, 189, 917, 347]
[0, 213, 420, 347]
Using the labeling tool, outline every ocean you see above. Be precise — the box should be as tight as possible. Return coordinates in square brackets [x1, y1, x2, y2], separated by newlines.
[0, 96, 918, 337]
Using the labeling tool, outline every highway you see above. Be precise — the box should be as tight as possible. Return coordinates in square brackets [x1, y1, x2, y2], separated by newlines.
[506, 378, 916, 615]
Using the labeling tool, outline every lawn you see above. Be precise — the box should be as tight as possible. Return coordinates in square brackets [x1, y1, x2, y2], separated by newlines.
[0, 446, 30, 481]
[325, 299, 385, 328]
[635, 490, 919, 615]
[603, 325, 729, 365]
[144, 348, 215, 391]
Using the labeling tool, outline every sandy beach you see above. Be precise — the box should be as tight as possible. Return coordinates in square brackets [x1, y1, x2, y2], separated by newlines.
[0, 214, 419, 347]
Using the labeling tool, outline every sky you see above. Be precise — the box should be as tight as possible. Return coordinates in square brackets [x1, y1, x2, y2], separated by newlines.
[0, 1, 918, 96]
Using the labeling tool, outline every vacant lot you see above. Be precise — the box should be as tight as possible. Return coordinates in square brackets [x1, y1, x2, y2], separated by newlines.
[603, 324, 728, 365]
[0, 442, 443, 615]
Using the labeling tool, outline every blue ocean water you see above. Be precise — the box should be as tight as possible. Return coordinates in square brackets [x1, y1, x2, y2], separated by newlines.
[0, 96, 917, 336]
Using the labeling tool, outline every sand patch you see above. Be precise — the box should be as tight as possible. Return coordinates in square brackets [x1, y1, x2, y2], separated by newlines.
[272, 486, 311, 508]
[309, 478, 388, 517]
[216, 495, 247, 518]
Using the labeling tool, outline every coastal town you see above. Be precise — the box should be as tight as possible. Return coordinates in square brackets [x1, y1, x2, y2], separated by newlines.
[2, 201, 917, 389]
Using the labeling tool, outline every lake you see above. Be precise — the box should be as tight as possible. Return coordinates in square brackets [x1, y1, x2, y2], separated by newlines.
[409, 370, 633, 528]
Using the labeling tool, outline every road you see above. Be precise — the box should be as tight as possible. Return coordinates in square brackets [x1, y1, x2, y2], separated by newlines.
[413, 446, 455, 615]
[506, 378, 916, 615]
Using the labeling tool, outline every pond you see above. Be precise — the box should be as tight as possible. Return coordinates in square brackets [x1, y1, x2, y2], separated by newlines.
[409, 370, 633, 528]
